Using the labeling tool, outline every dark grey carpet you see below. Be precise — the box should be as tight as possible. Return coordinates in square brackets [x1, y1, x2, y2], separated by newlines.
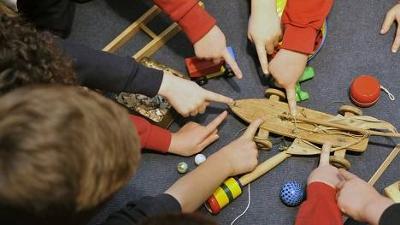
[67, 0, 400, 224]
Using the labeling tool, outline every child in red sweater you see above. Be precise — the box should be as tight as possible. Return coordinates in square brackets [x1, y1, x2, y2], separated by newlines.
[11, 0, 242, 78]
[153, 0, 242, 78]
[295, 143, 343, 225]
[248, 0, 334, 115]
[295, 144, 399, 225]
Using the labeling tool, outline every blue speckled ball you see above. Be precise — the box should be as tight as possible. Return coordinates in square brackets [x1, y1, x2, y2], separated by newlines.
[280, 181, 305, 207]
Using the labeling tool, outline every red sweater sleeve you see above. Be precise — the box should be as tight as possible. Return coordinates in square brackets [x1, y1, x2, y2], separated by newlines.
[295, 182, 342, 225]
[128, 115, 172, 153]
[153, 0, 216, 43]
[281, 0, 334, 54]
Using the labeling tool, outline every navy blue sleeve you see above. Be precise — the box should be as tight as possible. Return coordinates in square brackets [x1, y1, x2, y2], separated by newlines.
[379, 203, 400, 225]
[59, 40, 164, 97]
[344, 203, 400, 225]
[17, 0, 75, 38]
[101, 194, 181, 225]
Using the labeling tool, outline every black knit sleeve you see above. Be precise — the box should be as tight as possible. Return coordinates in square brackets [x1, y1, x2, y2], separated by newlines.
[17, 0, 75, 38]
[58, 40, 164, 97]
[379, 203, 400, 225]
[101, 194, 181, 225]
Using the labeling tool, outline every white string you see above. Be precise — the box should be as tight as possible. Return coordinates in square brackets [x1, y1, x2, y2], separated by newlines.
[380, 85, 395, 101]
[230, 183, 251, 225]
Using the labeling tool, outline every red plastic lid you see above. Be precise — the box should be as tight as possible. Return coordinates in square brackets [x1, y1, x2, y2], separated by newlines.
[350, 75, 380, 107]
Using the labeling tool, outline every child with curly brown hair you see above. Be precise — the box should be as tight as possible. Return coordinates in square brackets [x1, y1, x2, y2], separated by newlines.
[0, 13, 229, 156]
[0, 85, 261, 225]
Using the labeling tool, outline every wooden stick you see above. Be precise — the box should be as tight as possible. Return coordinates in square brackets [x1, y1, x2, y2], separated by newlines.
[139, 24, 158, 39]
[239, 151, 291, 186]
[280, 114, 400, 138]
[368, 145, 400, 186]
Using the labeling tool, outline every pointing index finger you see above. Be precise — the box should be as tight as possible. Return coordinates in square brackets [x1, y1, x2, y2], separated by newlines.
[242, 118, 264, 140]
[204, 90, 234, 104]
[205, 111, 228, 133]
[223, 49, 243, 79]
[392, 26, 400, 52]
[286, 88, 297, 116]
[381, 11, 395, 34]
[319, 143, 331, 166]
[255, 41, 269, 74]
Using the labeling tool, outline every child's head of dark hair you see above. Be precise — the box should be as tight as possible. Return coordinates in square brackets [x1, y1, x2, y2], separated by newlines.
[0, 13, 78, 95]
[0, 85, 140, 224]
[139, 213, 218, 225]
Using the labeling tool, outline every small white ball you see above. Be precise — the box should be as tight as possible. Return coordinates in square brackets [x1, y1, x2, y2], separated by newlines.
[195, 154, 207, 166]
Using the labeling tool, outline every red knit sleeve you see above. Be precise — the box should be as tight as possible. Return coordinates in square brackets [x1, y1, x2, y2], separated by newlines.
[153, 0, 216, 43]
[128, 115, 172, 153]
[295, 182, 342, 225]
[281, 0, 334, 54]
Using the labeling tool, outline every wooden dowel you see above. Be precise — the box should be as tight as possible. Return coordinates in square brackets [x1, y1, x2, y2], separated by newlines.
[368, 145, 400, 186]
[139, 24, 157, 39]
[280, 114, 400, 138]
[239, 151, 291, 186]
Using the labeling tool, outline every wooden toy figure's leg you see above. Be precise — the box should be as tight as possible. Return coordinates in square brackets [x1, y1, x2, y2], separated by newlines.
[330, 105, 363, 169]
[255, 129, 272, 150]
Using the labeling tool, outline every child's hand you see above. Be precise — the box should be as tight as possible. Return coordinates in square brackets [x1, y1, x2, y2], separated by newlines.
[336, 169, 394, 225]
[381, 3, 400, 53]
[307, 144, 342, 188]
[169, 111, 228, 156]
[248, 0, 282, 74]
[158, 72, 233, 117]
[194, 25, 243, 79]
[217, 119, 263, 176]
[269, 49, 308, 116]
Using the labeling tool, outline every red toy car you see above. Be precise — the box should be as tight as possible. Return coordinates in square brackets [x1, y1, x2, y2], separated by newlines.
[184, 47, 236, 85]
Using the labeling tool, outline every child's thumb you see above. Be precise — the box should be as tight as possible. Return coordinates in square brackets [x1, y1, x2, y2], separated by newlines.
[338, 169, 357, 181]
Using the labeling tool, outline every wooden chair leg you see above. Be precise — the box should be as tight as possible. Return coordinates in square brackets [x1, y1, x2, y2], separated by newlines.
[103, 2, 204, 58]
[102, 5, 162, 53]
[133, 23, 181, 61]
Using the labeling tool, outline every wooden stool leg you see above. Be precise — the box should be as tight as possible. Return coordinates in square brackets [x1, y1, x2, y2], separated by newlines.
[103, 5, 162, 53]
[104, 2, 205, 57]
[133, 23, 181, 61]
